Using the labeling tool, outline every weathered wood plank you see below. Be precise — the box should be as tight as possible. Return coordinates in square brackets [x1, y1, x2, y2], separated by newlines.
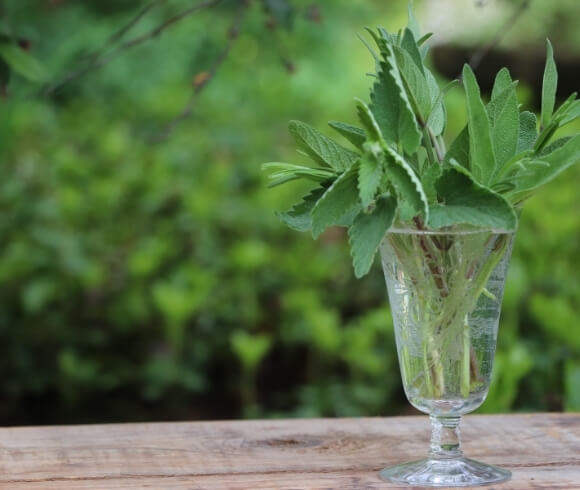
[2, 467, 580, 490]
[0, 414, 577, 489]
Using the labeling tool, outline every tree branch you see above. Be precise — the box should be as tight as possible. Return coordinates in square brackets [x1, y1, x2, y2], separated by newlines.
[151, 3, 247, 143]
[42, 0, 222, 96]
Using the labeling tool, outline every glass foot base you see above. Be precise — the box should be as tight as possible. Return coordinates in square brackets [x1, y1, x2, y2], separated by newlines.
[379, 457, 511, 487]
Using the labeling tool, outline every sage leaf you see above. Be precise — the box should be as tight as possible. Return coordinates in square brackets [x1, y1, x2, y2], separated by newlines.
[511, 135, 580, 198]
[277, 186, 327, 232]
[288, 120, 359, 172]
[491, 67, 513, 101]
[560, 100, 580, 126]
[445, 126, 470, 169]
[384, 146, 428, 221]
[370, 50, 421, 154]
[462, 64, 497, 185]
[401, 28, 424, 74]
[392, 45, 432, 123]
[262, 162, 336, 188]
[422, 163, 442, 203]
[541, 39, 558, 129]
[517, 111, 538, 153]
[311, 163, 362, 237]
[407, 1, 421, 40]
[425, 70, 450, 136]
[348, 195, 397, 278]
[487, 82, 519, 168]
[428, 168, 517, 230]
[538, 136, 572, 156]
[358, 152, 383, 208]
[355, 98, 383, 142]
[328, 121, 366, 150]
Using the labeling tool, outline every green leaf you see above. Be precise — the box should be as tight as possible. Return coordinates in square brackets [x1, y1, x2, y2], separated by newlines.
[407, 1, 421, 40]
[392, 45, 432, 123]
[425, 70, 450, 136]
[383, 146, 428, 221]
[370, 50, 421, 154]
[358, 152, 383, 208]
[445, 126, 470, 169]
[288, 120, 359, 172]
[517, 111, 538, 154]
[366, 27, 389, 52]
[541, 39, 558, 129]
[262, 162, 336, 188]
[417, 32, 433, 47]
[328, 121, 366, 150]
[400, 28, 424, 74]
[348, 195, 397, 278]
[311, 164, 362, 238]
[422, 163, 442, 203]
[560, 100, 580, 126]
[462, 64, 497, 185]
[491, 67, 513, 101]
[487, 82, 519, 168]
[0, 43, 48, 83]
[511, 135, 580, 199]
[355, 98, 382, 142]
[428, 168, 517, 230]
[538, 136, 572, 157]
[276, 186, 327, 232]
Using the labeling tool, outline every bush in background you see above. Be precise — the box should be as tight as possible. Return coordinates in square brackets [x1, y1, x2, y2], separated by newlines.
[0, 0, 577, 424]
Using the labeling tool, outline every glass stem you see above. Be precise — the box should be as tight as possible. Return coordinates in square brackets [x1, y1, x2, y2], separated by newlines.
[429, 415, 463, 460]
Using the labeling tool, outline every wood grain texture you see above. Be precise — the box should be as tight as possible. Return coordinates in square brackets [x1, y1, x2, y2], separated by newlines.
[0, 413, 577, 489]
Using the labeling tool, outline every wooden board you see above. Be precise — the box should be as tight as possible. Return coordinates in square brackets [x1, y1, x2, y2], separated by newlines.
[0, 413, 577, 489]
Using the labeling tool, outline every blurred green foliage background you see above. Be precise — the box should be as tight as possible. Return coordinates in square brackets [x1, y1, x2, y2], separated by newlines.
[0, 0, 578, 425]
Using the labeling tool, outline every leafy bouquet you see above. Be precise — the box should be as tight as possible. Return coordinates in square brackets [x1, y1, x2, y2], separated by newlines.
[263, 8, 580, 409]
[263, 9, 580, 278]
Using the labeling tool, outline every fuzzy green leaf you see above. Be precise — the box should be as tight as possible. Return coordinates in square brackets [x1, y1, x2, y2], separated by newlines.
[511, 135, 580, 198]
[517, 111, 538, 153]
[370, 49, 421, 154]
[358, 152, 383, 208]
[422, 163, 442, 203]
[400, 28, 424, 74]
[462, 64, 497, 185]
[328, 121, 366, 150]
[445, 126, 470, 168]
[425, 70, 450, 136]
[541, 39, 558, 129]
[276, 186, 327, 232]
[392, 45, 432, 123]
[560, 100, 580, 126]
[491, 68, 513, 100]
[355, 98, 382, 142]
[487, 82, 519, 168]
[311, 164, 362, 237]
[383, 146, 428, 221]
[262, 162, 336, 188]
[428, 168, 517, 230]
[348, 195, 397, 278]
[538, 136, 572, 156]
[407, 1, 421, 40]
[0, 43, 48, 83]
[288, 120, 359, 172]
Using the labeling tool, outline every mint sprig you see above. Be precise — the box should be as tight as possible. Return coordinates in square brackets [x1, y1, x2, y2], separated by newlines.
[264, 9, 580, 278]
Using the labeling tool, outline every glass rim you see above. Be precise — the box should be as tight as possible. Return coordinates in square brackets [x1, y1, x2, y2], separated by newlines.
[386, 226, 517, 236]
